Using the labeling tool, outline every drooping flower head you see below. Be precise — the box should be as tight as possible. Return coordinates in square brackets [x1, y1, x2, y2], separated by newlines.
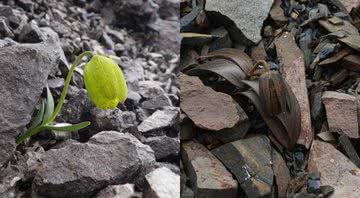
[84, 55, 128, 109]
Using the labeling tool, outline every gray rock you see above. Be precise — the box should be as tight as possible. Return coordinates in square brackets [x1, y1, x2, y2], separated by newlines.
[144, 167, 180, 198]
[0, 6, 20, 28]
[18, 20, 43, 43]
[0, 38, 17, 48]
[91, 108, 137, 132]
[138, 109, 178, 134]
[95, 184, 136, 198]
[154, 0, 179, 20]
[0, 41, 63, 167]
[142, 94, 172, 110]
[147, 19, 180, 52]
[0, 17, 14, 38]
[138, 80, 165, 99]
[57, 87, 93, 124]
[155, 162, 180, 175]
[144, 136, 179, 160]
[205, 0, 273, 44]
[32, 131, 155, 198]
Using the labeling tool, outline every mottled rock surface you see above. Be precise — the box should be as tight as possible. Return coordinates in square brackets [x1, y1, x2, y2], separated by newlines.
[322, 91, 359, 138]
[308, 140, 360, 197]
[144, 167, 180, 198]
[205, 0, 273, 44]
[144, 136, 179, 161]
[95, 184, 136, 198]
[32, 131, 155, 198]
[138, 109, 178, 133]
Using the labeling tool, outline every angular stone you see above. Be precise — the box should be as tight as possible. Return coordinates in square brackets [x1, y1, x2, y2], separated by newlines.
[338, 0, 360, 13]
[95, 184, 136, 198]
[342, 54, 360, 72]
[275, 31, 313, 148]
[205, 0, 273, 44]
[18, 20, 43, 43]
[90, 108, 137, 132]
[32, 131, 155, 198]
[0, 41, 63, 167]
[272, 149, 290, 198]
[308, 140, 360, 197]
[180, 74, 242, 131]
[144, 167, 180, 198]
[142, 94, 172, 110]
[181, 140, 238, 198]
[0, 17, 14, 38]
[144, 136, 179, 161]
[138, 109, 178, 133]
[212, 135, 273, 197]
[322, 91, 359, 138]
[270, 0, 287, 25]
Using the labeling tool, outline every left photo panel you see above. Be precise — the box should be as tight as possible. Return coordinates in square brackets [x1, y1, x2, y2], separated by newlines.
[0, 0, 180, 197]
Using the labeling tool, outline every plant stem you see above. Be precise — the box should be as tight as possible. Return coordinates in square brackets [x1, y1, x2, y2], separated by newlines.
[46, 51, 93, 124]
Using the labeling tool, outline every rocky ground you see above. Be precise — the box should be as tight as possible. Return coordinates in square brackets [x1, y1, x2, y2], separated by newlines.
[180, 0, 360, 198]
[0, 0, 180, 197]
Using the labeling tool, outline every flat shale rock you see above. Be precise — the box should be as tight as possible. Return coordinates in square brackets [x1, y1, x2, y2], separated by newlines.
[32, 131, 155, 198]
[322, 91, 359, 138]
[180, 73, 243, 131]
[308, 140, 360, 197]
[275, 31, 313, 148]
[181, 140, 238, 198]
[212, 135, 273, 198]
[137, 109, 178, 134]
[205, 0, 273, 44]
[272, 149, 290, 198]
[0, 42, 63, 167]
[144, 167, 180, 198]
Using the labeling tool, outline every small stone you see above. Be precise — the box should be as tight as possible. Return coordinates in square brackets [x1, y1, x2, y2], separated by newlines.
[144, 167, 180, 198]
[338, 0, 360, 13]
[205, 0, 274, 44]
[142, 94, 172, 110]
[91, 108, 137, 132]
[32, 131, 155, 198]
[47, 77, 65, 89]
[138, 109, 178, 133]
[138, 80, 165, 98]
[144, 136, 179, 161]
[275, 31, 313, 148]
[270, 0, 288, 25]
[322, 91, 359, 138]
[18, 20, 44, 43]
[181, 140, 238, 198]
[342, 54, 360, 72]
[180, 73, 242, 131]
[212, 135, 273, 198]
[95, 184, 136, 198]
[308, 140, 360, 197]
[0, 17, 14, 38]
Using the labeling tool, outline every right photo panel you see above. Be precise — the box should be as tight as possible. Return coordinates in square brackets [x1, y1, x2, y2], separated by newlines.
[180, 0, 360, 198]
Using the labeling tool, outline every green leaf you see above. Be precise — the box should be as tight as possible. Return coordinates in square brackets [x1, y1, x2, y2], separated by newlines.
[29, 99, 45, 130]
[44, 121, 91, 132]
[42, 85, 54, 124]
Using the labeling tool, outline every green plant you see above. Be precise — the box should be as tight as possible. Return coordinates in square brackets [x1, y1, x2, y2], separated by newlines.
[16, 51, 128, 144]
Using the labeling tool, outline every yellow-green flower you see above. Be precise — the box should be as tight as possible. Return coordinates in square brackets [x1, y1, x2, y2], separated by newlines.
[84, 55, 128, 109]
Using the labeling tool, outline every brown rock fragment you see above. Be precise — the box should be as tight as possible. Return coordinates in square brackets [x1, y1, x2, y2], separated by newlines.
[272, 149, 290, 198]
[308, 140, 360, 197]
[270, 0, 288, 25]
[181, 140, 238, 198]
[211, 135, 273, 198]
[322, 91, 359, 138]
[342, 54, 360, 72]
[251, 41, 268, 62]
[275, 32, 313, 148]
[180, 73, 244, 131]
